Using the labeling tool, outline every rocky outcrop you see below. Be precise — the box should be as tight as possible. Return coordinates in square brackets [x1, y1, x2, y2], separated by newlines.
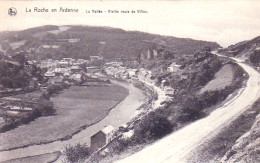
[221, 113, 260, 163]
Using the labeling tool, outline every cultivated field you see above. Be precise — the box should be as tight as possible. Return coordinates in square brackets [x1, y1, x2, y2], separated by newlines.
[0, 84, 128, 151]
[7, 91, 42, 102]
[200, 64, 234, 94]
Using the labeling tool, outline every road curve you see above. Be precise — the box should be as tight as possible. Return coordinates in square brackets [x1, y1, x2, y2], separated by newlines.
[0, 80, 146, 162]
[116, 56, 260, 163]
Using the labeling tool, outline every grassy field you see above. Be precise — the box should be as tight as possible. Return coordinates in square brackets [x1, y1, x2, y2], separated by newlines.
[0, 84, 128, 151]
[9, 40, 26, 50]
[200, 64, 234, 94]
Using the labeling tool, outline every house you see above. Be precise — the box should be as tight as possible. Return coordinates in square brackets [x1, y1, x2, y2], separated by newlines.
[7, 105, 32, 112]
[63, 58, 74, 63]
[70, 73, 82, 82]
[105, 61, 123, 67]
[44, 71, 55, 78]
[119, 124, 128, 132]
[127, 69, 137, 77]
[41, 45, 59, 49]
[27, 60, 35, 65]
[54, 68, 67, 75]
[71, 65, 81, 73]
[48, 76, 64, 85]
[90, 56, 103, 62]
[82, 78, 110, 86]
[90, 125, 115, 151]
[74, 59, 87, 65]
[64, 38, 80, 43]
[167, 62, 182, 72]
[86, 66, 100, 73]
[63, 71, 71, 77]
[58, 61, 69, 67]
[164, 86, 176, 96]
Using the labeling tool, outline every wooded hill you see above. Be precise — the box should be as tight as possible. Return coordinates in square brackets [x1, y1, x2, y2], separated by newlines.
[0, 25, 220, 60]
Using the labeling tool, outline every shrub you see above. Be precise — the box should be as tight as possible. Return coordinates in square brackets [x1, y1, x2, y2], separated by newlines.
[134, 111, 173, 142]
[63, 143, 91, 163]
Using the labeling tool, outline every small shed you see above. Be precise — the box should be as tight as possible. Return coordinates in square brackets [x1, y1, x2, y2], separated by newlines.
[90, 125, 115, 151]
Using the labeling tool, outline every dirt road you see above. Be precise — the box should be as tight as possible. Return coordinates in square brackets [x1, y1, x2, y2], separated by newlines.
[0, 81, 146, 162]
[116, 55, 260, 163]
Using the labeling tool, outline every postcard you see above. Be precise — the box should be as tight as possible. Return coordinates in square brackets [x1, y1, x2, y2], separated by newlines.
[0, 1, 259, 163]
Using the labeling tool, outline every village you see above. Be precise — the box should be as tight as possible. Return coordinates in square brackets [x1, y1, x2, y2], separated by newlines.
[0, 32, 222, 157]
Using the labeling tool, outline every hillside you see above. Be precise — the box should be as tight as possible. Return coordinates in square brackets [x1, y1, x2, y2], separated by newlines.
[220, 36, 260, 67]
[0, 25, 220, 60]
[84, 46, 248, 163]
[221, 99, 260, 163]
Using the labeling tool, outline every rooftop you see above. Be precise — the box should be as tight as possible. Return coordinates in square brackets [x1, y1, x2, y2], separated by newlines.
[101, 125, 114, 135]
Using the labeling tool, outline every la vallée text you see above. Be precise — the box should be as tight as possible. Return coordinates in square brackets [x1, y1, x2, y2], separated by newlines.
[86, 10, 148, 13]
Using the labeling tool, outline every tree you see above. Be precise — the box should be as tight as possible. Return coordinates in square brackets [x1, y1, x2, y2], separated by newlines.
[12, 52, 27, 66]
[134, 111, 173, 141]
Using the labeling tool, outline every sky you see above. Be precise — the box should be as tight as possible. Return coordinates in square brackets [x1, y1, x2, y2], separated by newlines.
[0, 0, 260, 47]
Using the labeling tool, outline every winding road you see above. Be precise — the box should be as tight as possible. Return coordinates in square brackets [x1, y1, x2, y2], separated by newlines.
[0, 80, 146, 162]
[116, 53, 260, 163]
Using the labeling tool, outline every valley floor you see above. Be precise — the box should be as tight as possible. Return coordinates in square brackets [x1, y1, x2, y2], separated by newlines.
[0, 80, 146, 162]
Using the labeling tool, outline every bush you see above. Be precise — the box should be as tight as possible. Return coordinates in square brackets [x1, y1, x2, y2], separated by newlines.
[47, 84, 62, 95]
[35, 99, 55, 116]
[249, 50, 260, 65]
[63, 143, 91, 163]
[134, 111, 173, 142]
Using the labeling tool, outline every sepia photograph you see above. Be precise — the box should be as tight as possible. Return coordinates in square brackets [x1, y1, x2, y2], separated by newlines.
[0, 0, 259, 163]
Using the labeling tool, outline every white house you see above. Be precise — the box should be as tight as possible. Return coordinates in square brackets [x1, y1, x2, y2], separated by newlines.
[44, 71, 55, 78]
[164, 86, 176, 96]
[167, 62, 182, 72]
[127, 69, 138, 77]
[90, 125, 115, 151]
[90, 56, 103, 62]
[70, 73, 82, 82]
